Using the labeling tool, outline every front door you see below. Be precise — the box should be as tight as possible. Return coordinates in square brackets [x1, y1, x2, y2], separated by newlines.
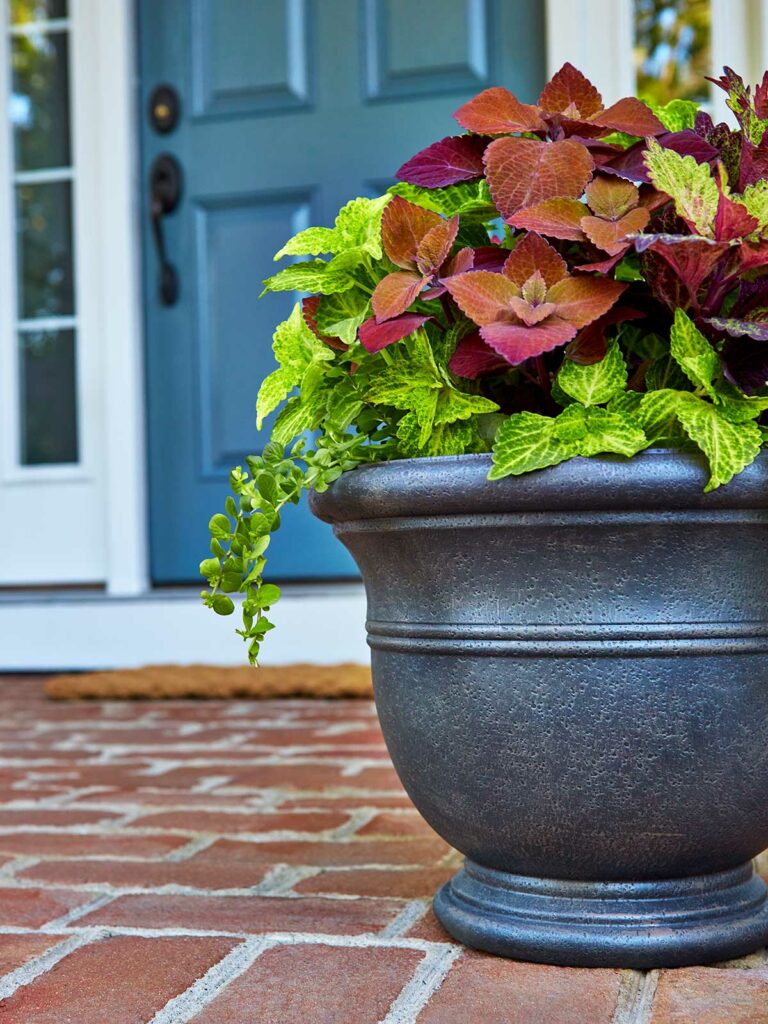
[138, 0, 544, 583]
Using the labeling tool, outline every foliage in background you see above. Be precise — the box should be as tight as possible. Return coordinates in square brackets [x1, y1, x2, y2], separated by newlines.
[634, 0, 711, 106]
[202, 63, 768, 661]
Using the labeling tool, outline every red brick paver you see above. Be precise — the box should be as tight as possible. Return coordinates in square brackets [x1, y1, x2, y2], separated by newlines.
[0, 675, 763, 1023]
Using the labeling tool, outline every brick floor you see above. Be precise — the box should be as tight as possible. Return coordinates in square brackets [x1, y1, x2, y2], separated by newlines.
[0, 675, 763, 1023]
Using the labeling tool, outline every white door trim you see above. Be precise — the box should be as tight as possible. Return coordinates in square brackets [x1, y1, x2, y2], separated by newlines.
[86, 0, 148, 596]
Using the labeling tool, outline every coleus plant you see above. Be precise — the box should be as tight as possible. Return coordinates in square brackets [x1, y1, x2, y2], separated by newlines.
[202, 63, 768, 662]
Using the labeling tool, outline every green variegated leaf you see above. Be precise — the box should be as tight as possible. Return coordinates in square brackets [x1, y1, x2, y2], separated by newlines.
[256, 367, 296, 429]
[489, 412, 578, 479]
[274, 196, 390, 260]
[579, 407, 648, 457]
[669, 308, 720, 396]
[714, 392, 768, 423]
[325, 378, 364, 432]
[645, 98, 699, 131]
[608, 390, 643, 418]
[262, 255, 361, 296]
[272, 303, 331, 369]
[643, 138, 719, 235]
[271, 397, 318, 445]
[674, 393, 762, 490]
[388, 180, 497, 221]
[315, 289, 370, 344]
[557, 340, 628, 406]
[273, 227, 339, 260]
[397, 412, 480, 457]
[636, 389, 685, 443]
[434, 388, 499, 424]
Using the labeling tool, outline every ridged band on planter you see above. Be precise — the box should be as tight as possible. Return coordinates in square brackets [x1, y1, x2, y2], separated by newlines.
[310, 450, 768, 968]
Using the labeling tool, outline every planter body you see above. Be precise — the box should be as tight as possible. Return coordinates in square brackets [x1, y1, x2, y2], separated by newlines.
[310, 451, 768, 967]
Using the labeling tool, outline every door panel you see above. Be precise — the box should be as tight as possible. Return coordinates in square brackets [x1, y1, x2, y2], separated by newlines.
[139, 0, 545, 583]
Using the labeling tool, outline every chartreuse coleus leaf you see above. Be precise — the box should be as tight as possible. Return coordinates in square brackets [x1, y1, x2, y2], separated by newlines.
[489, 404, 647, 479]
[256, 303, 334, 428]
[643, 138, 719, 236]
[673, 392, 763, 490]
[644, 98, 699, 132]
[261, 251, 364, 297]
[669, 308, 720, 397]
[273, 195, 390, 260]
[557, 339, 628, 407]
[387, 180, 497, 222]
[396, 414, 483, 457]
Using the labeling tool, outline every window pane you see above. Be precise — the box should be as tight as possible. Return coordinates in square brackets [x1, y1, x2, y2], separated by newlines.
[19, 328, 78, 465]
[11, 30, 70, 170]
[9, 0, 67, 23]
[16, 179, 74, 318]
[634, 0, 711, 105]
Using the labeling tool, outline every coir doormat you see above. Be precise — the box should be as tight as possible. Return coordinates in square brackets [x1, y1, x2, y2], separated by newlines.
[44, 663, 373, 701]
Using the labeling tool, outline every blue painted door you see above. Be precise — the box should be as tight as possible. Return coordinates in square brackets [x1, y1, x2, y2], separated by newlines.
[138, 0, 544, 583]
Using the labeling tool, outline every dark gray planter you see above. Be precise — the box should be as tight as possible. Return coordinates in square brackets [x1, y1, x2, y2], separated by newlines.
[310, 450, 768, 968]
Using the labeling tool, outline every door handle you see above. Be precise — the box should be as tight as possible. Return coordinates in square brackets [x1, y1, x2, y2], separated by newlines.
[149, 153, 182, 306]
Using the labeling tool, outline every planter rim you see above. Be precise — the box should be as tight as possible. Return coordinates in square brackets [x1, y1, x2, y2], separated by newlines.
[310, 448, 768, 523]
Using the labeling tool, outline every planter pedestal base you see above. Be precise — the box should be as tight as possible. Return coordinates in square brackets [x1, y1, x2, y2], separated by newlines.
[434, 859, 768, 968]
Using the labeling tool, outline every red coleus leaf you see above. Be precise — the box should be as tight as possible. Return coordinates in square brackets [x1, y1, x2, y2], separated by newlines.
[544, 276, 627, 329]
[453, 86, 545, 134]
[416, 215, 460, 276]
[302, 295, 347, 351]
[509, 198, 586, 241]
[483, 137, 593, 219]
[738, 136, 768, 189]
[372, 271, 426, 322]
[441, 245, 474, 277]
[481, 319, 578, 363]
[471, 245, 510, 272]
[395, 135, 487, 187]
[714, 193, 759, 241]
[444, 232, 626, 365]
[589, 97, 666, 136]
[502, 231, 568, 288]
[581, 207, 649, 255]
[381, 196, 442, 269]
[448, 330, 509, 378]
[510, 177, 648, 255]
[358, 313, 431, 353]
[444, 270, 519, 325]
[538, 62, 604, 119]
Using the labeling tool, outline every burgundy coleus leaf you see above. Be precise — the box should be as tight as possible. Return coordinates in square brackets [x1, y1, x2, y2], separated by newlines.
[565, 307, 644, 365]
[713, 193, 759, 242]
[733, 240, 768, 273]
[395, 135, 487, 187]
[471, 245, 510, 272]
[603, 130, 720, 183]
[634, 235, 731, 307]
[483, 136, 594, 219]
[444, 232, 626, 365]
[722, 337, 768, 392]
[739, 134, 768, 189]
[453, 87, 544, 135]
[302, 295, 347, 351]
[448, 330, 509, 378]
[358, 313, 431, 353]
[704, 316, 768, 341]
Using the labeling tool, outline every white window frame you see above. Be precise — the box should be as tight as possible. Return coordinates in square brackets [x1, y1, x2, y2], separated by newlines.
[545, 0, 768, 122]
[0, 0, 147, 593]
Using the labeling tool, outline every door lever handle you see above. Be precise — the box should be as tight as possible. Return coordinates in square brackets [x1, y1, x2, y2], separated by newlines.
[149, 153, 182, 306]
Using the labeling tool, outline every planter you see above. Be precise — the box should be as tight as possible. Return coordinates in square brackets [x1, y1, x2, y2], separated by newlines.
[310, 450, 768, 968]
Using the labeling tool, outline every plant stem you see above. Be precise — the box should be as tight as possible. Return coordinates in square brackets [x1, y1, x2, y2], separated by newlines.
[534, 355, 558, 415]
